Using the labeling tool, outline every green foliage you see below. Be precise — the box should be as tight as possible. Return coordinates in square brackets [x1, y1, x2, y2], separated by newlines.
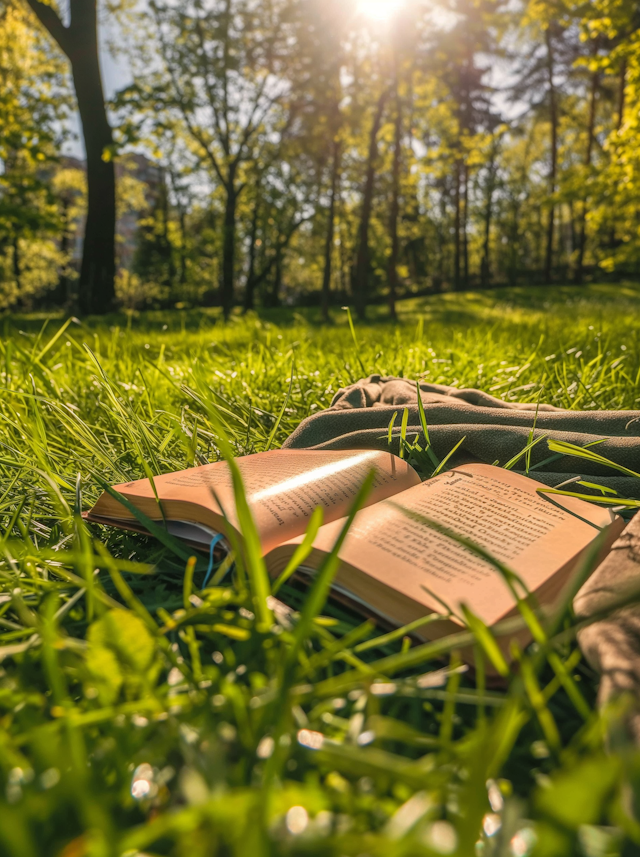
[0, 2, 72, 309]
[0, 287, 640, 855]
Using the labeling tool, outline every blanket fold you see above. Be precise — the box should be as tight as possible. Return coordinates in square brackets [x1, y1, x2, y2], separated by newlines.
[284, 375, 640, 497]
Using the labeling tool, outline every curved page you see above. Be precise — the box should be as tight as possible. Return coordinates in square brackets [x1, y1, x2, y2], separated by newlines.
[266, 464, 621, 629]
[87, 449, 420, 554]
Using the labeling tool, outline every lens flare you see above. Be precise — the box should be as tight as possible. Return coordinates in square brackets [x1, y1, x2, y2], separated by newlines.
[357, 0, 406, 21]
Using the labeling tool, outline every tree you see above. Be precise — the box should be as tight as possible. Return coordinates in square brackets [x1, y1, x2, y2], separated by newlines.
[352, 89, 387, 320]
[543, 23, 559, 283]
[133, 168, 175, 290]
[126, 0, 303, 318]
[23, 0, 117, 313]
[296, 0, 349, 320]
[242, 154, 316, 307]
[478, 129, 503, 287]
[321, 133, 341, 320]
[573, 37, 600, 284]
[437, 0, 496, 290]
[573, 0, 640, 276]
[512, 0, 581, 282]
[386, 8, 419, 318]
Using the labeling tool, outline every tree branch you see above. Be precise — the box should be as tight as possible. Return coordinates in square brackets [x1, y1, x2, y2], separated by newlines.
[24, 0, 72, 56]
[253, 212, 313, 289]
[149, 3, 227, 188]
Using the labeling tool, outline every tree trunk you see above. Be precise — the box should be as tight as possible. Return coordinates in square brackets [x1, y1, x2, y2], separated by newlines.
[338, 205, 348, 297]
[609, 59, 627, 251]
[544, 27, 558, 284]
[435, 186, 446, 292]
[480, 160, 496, 288]
[353, 90, 387, 321]
[71, 34, 116, 312]
[508, 201, 519, 286]
[462, 162, 469, 288]
[575, 59, 598, 284]
[221, 178, 237, 318]
[453, 159, 462, 290]
[12, 235, 21, 294]
[25, 0, 116, 314]
[159, 168, 176, 289]
[388, 77, 402, 320]
[271, 245, 282, 307]
[570, 199, 577, 252]
[178, 209, 188, 287]
[243, 201, 260, 312]
[558, 199, 566, 273]
[321, 138, 340, 321]
[57, 196, 70, 304]
[249, 215, 308, 305]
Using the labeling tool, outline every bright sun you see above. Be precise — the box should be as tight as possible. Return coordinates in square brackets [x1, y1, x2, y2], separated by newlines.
[356, 0, 406, 22]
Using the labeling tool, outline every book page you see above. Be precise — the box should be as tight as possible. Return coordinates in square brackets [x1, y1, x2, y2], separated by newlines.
[270, 464, 614, 627]
[91, 449, 420, 554]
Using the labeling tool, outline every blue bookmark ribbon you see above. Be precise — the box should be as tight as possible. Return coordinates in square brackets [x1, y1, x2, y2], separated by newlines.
[202, 533, 227, 588]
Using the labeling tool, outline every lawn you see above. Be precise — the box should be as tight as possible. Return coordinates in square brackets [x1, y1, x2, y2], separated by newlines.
[1, 283, 640, 857]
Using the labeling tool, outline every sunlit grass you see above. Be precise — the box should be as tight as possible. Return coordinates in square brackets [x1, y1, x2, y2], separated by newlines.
[0, 283, 639, 856]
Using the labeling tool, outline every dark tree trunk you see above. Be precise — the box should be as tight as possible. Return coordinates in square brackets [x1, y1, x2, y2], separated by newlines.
[250, 216, 307, 306]
[57, 196, 70, 304]
[508, 201, 519, 286]
[271, 245, 282, 307]
[558, 198, 565, 271]
[435, 186, 447, 292]
[568, 200, 576, 254]
[575, 58, 599, 285]
[26, 0, 116, 314]
[243, 201, 260, 312]
[544, 27, 558, 284]
[338, 207, 348, 297]
[178, 209, 187, 286]
[462, 162, 469, 289]
[12, 235, 21, 294]
[453, 159, 462, 290]
[609, 59, 627, 251]
[353, 90, 387, 321]
[480, 161, 496, 288]
[221, 176, 237, 318]
[321, 138, 340, 321]
[388, 78, 402, 320]
[159, 169, 176, 289]
[70, 25, 116, 314]
[67, 37, 116, 312]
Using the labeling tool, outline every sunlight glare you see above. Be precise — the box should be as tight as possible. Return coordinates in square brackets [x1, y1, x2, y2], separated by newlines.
[357, 0, 406, 22]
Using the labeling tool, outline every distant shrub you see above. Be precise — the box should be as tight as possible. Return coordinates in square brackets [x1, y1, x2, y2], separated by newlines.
[115, 269, 168, 310]
[0, 238, 68, 310]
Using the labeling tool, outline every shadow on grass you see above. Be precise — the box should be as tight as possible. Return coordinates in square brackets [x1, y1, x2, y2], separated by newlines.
[3, 281, 640, 336]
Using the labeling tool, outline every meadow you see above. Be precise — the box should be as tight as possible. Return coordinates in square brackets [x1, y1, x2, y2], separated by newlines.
[1, 283, 640, 857]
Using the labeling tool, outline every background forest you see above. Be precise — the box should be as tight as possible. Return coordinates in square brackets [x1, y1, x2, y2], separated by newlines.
[3, 0, 640, 318]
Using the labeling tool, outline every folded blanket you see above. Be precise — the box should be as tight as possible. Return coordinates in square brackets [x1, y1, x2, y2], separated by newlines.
[285, 375, 640, 739]
[284, 375, 640, 497]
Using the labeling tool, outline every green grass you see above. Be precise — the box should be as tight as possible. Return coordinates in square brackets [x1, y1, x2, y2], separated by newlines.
[1, 284, 640, 857]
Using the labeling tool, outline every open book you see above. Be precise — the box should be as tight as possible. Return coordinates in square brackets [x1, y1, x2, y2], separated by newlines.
[87, 449, 624, 650]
